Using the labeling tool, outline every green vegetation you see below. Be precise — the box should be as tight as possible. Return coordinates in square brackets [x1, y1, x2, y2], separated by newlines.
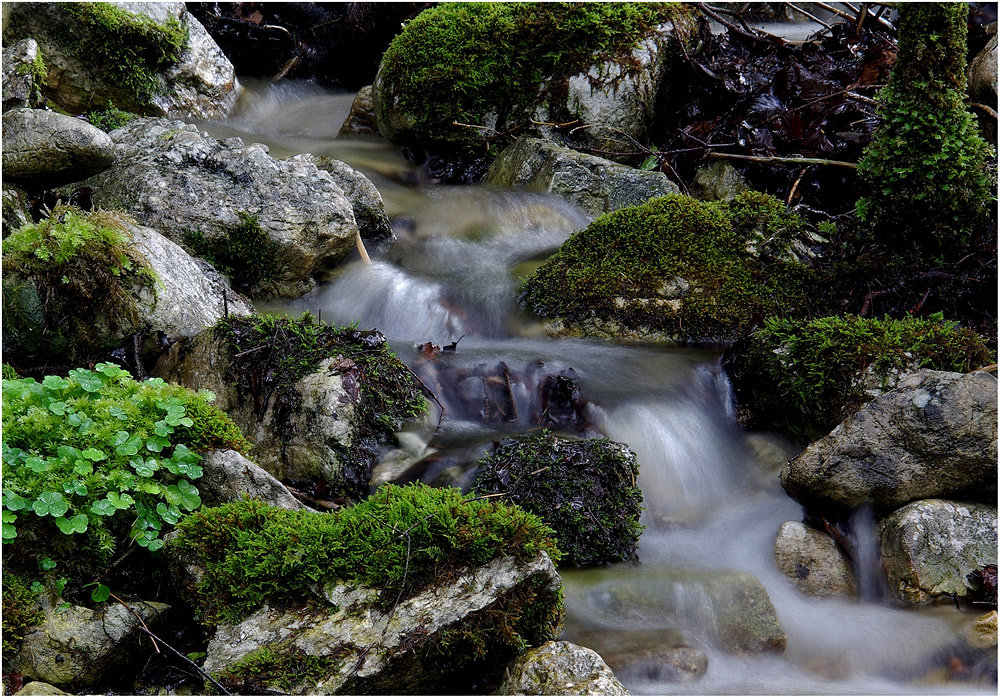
[2, 207, 155, 366]
[85, 104, 139, 132]
[377, 2, 692, 149]
[1, 363, 249, 572]
[14, 47, 47, 106]
[856, 2, 994, 259]
[183, 212, 281, 297]
[173, 483, 563, 625]
[63, 2, 188, 107]
[724, 313, 995, 442]
[474, 432, 644, 566]
[212, 646, 348, 695]
[522, 191, 817, 341]
[214, 313, 426, 501]
[1, 572, 44, 658]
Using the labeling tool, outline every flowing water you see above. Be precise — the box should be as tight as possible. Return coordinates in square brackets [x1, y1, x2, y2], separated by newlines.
[199, 81, 993, 696]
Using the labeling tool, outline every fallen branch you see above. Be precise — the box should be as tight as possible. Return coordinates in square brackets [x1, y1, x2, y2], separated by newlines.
[696, 3, 776, 43]
[785, 2, 834, 32]
[709, 152, 858, 170]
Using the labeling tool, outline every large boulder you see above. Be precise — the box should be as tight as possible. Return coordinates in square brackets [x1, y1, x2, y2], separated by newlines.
[485, 137, 678, 217]
[7, 599, 170, 690]
[292, 153, 393, 243]
[2, 39, 46, 112]
[2, 2, 239, 119]
[197, 449, 306, 511]
[497, 641, 629, 696]
[2, 109, 115, 188]
[781, 370, 998, 511]
[773, 521, 857, 598]
[880, 499, 998, 604]
[79, 119, 359, 298]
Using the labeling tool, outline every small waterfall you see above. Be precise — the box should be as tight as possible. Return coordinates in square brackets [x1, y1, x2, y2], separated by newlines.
[849, 504, 890, 601]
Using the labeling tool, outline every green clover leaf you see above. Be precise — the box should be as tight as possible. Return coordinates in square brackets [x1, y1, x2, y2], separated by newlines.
[33, 491, 68, 517]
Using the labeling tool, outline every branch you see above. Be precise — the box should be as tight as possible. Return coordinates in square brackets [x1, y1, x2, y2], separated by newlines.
[709, 152, 858, 169]
[695, 3, 776, 43]
[785, 2, 834, 32]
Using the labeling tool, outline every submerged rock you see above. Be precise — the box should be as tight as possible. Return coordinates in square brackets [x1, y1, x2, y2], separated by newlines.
[337, 85, 380, 138]
[485, 137, 678, 217]
[773, 520, 857, 598]
[781, 370, 998, 510]
[880, 499, 998, 604]
[2, 108, 115, 188]
[497, 641, 629, 696]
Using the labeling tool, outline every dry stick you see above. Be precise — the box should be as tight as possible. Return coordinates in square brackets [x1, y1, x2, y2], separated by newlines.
[108, 593, 160, 654]
[356, 232, 372, 265]
[530, 118, 581, 128]
[785, 2, 834, 32]
[709, 152, 858, 170]
[787, 167, 809, 205]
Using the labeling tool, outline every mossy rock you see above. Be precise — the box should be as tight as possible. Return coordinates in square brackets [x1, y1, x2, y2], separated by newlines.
[474, 432, 644, 566]
[1, 572, 44, 660]
[723, 314, 995, 443]
[521, 191, 821, 343]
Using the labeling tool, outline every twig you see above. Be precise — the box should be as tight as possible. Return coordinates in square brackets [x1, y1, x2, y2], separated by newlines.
[108, 593, 159, 654]
[971, 103, 999, 120]
[813, 1, 855, 22]
[786, 3, 834, 31]
[355, 232, 372, 265]
[709, 152, 858, 169]
[846, 91, 878, 107]
[973, 364, 998, 374]
[234, 344, 269, 358]
[405, 367, 446, 436]
[452, 121, 499, 134]
[128, 622, 233, 695]
[530, 118, 580, 128]
[696, 3, 775, 43]
[787, 167, 809, 204]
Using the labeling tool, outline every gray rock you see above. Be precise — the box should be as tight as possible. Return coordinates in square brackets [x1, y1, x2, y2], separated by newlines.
[565, 627, 705, 684]
[774, 521, 857, 598]
[197, 449, 306, 510]
[969, 33, 997, 106]
[610, 646, 708, 684]
[2, 186, 31, 234]
[497, 641, 629, 695]
[337, 85, 380, 138]
[692, 161, 748, 201]
[2, 39, 46, 112]
[8, 600, 170, 689]
[14, 682, 71, 696]
[782, 370, 998, 510]
[880, 499, 998, 604]
[80, 118, 359, 298]
[485, 137, 678, 217]
[2, 108, 115, 188]
[292, 153, 393, 243]
[199, 552, 562, 694]
[2, 2, 238, 119]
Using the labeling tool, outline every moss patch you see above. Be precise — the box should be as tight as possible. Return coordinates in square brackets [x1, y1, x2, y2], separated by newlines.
[173, 483, 563, 626]
[2, 207, 155, 367]
[212, 646, 349, 695]
[521, 191, 818, 342]
[183, 212, 281, 298]
[474, 432, 644, 566]
[85, 104, 139, 132]
[1, 572, 44, 659]
[723, 313, 995, 442]
[377, 2, 692, 150]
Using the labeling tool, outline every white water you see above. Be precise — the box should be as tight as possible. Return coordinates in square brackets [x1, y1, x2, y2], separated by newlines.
[202, 81, 994, 696]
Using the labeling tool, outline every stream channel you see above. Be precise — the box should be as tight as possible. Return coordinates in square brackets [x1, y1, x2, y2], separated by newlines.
[196, 80, 992, 696]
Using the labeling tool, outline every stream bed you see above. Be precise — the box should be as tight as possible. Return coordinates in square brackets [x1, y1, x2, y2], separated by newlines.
[197, 80, 992, 696]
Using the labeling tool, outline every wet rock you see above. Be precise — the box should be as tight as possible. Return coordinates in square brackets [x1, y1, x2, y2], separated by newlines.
[773, 521, 857, 598]
[80, 118, 358, 298]
[880, 499, 998, 604]
[8, 600, 170, 690]
[612, 646, 708, 683]
[497, 640, 629, 695]
[2, 2, 239, 119]
[197, 449, 306, 510]
[2, 108, 115, 188]
[338, 85, 381, 138]
[2, 39, 46, 112]
[292, 153, 393, 243]
[782, 370, 998, 511]
[14, 683, 70, 696]
[692, 161, 748, 201]
[485, 137, 678, 217]
[744, 432, 799, 477]
[966, 611, 998, 649]
[2, 186, 31, 234]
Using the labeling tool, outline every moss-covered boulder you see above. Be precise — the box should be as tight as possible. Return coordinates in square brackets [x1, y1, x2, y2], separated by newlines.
[522, 191, 822, 342]
[474, 432, 643, 567]
[168, 485, 564, 694]
[722, 314, 995, 443]
[373, 3, 695, 156]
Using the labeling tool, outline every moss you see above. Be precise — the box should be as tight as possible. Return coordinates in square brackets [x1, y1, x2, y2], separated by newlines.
[1, 572, 44, 659]
[173, 483, 563, 626]
[2, 207, 156, 366]
[521, 192, 817, 342]
[14, 47, 47, 106]
[213, 313, 426, 501]
[212, 646, 348, 695]
[377, 2, 692, 150]
[856, 2, 994, 259]
[62, 2, 188, 108]
[2, 364, 20, 381]
[183, 213, 281, 298]
[474, 432, 644, 566]
[85, 105, 139, 132]
[723, 313, 995, 442]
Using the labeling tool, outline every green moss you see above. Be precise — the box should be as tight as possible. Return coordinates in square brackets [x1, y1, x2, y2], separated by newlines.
[85, 105, 139, 132]
[378, 2, 692, 149]
[63, 2, 188, 107]
[2, 364, 20, 381]
[856, 2, 994, 259]
[2, 208, 156, 366]
[212, 646, 348, 695]
[183, 213, 281, 298]
[1, 572, 44, 659]
[173, 483, 563, 626]
[521, 192, 817, 342]
[474, 432, 644, 566]
[14, 48, 46, 106]
[724, 313, 995, 442]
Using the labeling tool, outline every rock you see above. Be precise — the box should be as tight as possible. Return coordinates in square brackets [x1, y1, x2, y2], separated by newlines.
[969, 33, 997, 105]
[337, 85, 380, 138]
[781, 370, 998, 510]
[8, 600, 170, 690]
[497, 641, 629, 695]
[485, 137, 678, 217]
[2, 108, 115, 188]
[199, 551, 562, 694]
[773, 521, 857, 598]
[611, 646, 708, 683]
[80, 118, 359, 298]
[692, 161, 748, 201]
[745, 432, 799, 477]
[197, 449, 306, 510]
[292, 153, 393, 243]
[965, 611, 998, 649]
[879, 499, 998, 604]
[2, 39, 46, 111]
[14, 682, 71, 696]
[2, 186, 31, 235]
[2, 2, 239, 119]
